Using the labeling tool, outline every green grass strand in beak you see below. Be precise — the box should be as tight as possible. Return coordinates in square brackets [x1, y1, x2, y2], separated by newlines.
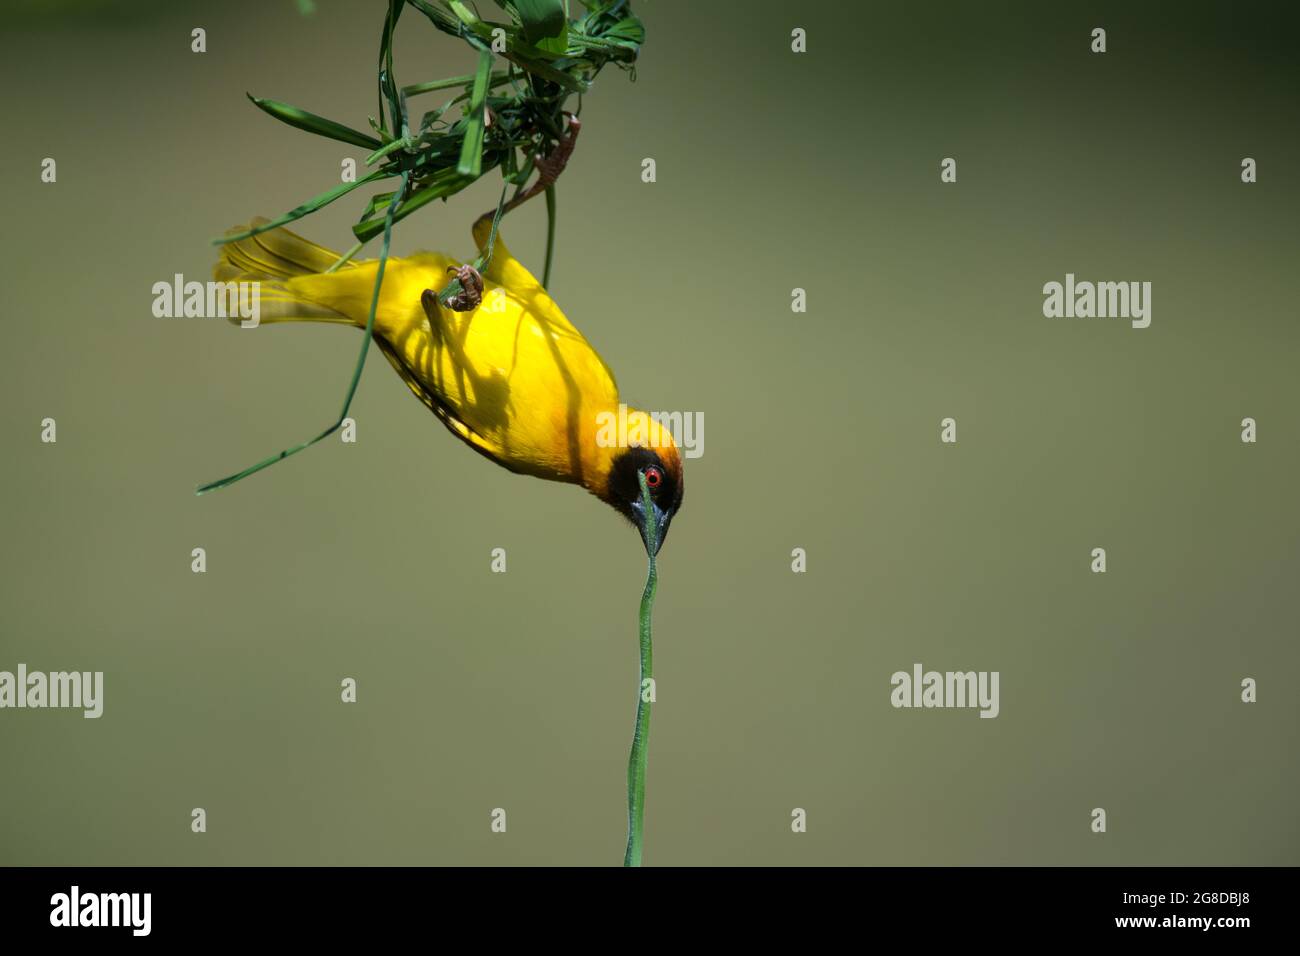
[624, 470, 658, 866]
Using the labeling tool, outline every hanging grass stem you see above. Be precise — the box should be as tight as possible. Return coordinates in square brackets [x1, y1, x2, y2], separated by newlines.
[623, 469, 658, 866]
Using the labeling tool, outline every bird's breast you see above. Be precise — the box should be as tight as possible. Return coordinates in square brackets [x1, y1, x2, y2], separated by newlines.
[375, 267, 620, 489]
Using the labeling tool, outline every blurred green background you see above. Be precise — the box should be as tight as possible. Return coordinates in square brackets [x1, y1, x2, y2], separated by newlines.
[1, 0, 1297, 866]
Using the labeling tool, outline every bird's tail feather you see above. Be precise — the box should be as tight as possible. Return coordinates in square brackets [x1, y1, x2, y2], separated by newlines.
[214, 218, 370, 327]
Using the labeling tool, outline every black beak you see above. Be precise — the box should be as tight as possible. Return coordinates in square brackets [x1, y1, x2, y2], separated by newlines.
[632, 500, 673, 556]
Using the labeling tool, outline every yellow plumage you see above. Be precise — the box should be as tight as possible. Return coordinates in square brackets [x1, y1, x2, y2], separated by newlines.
[214, 218, 680, 510]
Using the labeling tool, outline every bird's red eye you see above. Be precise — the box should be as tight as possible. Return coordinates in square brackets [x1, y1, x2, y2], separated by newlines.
[644, 466, 662, 489]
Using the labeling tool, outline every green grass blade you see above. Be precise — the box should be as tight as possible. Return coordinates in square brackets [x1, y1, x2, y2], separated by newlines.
[377, 0, 406, 133]
[623, 470, 658, 867]
[352, 167, 476, 242]
[403, 70, 510, 98]
[196, 172, 410, 495]
[502, 49, 588, 91]
[457, 47, 494, 177]
[365, 134, 416, 167]
[448, 0, 484, 29]
[506, 0, 566, 44]
[533, 0, 570, 55]
[405, 0, 460, 32]
[248, 94, 382, 150]
[325, 240, 367, 273]
[212, 169, 393, 245]
[542, 183, 557, 289]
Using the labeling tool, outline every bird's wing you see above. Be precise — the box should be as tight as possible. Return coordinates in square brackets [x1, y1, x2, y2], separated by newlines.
[370, 332, 530, 473]
[471, 218, 607, 348]
[372, 237, 621, 484]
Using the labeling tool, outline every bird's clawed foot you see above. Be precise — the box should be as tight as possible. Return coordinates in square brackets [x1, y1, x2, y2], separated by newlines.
[534, 112, 581, 189]
[428, 264, 484, 314]
[475, 113, 583, 231]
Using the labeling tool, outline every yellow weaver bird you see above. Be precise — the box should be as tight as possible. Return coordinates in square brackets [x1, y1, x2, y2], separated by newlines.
[213, 215, 684, 554]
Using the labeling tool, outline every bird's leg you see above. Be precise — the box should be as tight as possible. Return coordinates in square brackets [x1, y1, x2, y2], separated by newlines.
[530, 112, 581, 193]
[431, 264, 484, 313]
[473, 112, 582, 233]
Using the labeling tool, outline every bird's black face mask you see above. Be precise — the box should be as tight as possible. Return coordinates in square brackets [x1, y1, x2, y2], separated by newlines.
[606, 447, 683, 556]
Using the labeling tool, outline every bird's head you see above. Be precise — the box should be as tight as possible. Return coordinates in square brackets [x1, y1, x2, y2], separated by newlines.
[592, 408, 684, 556]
